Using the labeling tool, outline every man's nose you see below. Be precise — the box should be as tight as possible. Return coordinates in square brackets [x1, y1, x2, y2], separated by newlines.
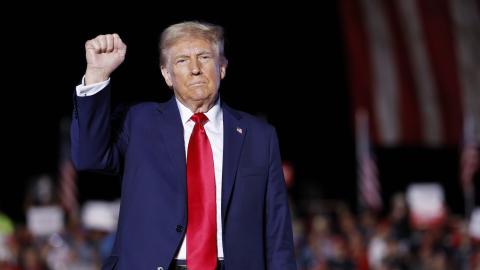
[190, 59, 201, 75]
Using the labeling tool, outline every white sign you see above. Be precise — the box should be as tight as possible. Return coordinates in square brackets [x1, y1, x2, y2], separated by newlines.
[82, 200, 120, 232]
[27, 206, 64, 236]
[406, 183, 446, 228]
[469, 208, 480, 240]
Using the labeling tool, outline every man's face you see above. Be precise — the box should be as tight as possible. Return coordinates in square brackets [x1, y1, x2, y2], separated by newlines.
[161, 37, 227, 108]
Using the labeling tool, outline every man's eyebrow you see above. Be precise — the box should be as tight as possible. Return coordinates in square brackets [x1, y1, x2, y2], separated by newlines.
[198, 50, 213, 55]
[173, 54, 189, 59]
[173, 50, 214, 59]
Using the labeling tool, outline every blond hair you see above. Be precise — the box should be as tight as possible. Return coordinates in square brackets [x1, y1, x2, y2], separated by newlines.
[159, 21, 225, 65]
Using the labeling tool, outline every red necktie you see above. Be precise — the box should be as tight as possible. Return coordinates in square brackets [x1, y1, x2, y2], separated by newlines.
[187, 113, 217, 270]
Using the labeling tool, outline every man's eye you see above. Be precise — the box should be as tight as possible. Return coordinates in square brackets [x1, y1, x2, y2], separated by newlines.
[176, 59, 186, 64]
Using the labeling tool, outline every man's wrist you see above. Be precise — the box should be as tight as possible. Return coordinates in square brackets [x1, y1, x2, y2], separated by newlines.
[85, 68, 110, 85]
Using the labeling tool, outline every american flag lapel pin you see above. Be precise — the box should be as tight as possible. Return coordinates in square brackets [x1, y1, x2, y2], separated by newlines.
[236, 127, 243, 134]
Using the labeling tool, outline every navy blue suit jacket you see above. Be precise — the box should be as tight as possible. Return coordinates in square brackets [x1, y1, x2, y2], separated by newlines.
[71, 85, 296, 270]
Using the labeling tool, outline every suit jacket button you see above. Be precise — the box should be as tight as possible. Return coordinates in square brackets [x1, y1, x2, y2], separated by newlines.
[157, 267, 164, 270]
[176, 225, 184, 232]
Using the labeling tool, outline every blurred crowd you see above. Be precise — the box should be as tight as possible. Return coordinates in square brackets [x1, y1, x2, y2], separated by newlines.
[0, 176, 479, 270]
[0, 174, 115, 270]
[0, 216, 111, 270]
[292, 194, 480, 270]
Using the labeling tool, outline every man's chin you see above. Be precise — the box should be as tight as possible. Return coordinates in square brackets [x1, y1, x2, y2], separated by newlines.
[190, 89, 214, 100]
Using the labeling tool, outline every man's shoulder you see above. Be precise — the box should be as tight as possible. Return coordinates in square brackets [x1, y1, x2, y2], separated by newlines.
[223, 103, 275, 133]
[121, 97, 176, 115]
[127, 101, 162, 114]
[112, 101, 165, 125]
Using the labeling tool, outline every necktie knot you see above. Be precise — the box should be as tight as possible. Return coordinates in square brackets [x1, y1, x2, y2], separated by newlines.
[191, 112, 209, 126]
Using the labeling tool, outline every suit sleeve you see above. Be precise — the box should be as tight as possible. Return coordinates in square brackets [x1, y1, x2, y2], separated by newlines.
[70, 84, 129, 175]
[265, 127, 297, 270]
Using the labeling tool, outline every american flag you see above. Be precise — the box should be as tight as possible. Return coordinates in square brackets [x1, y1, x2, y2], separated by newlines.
[461, 113, 479, 192]
[58, 117, 79, 216]
[340, 0, 480, 147]
[460, 112, 479, 218]
[356, 110, 382, 211]
[59, 159, 78, 215]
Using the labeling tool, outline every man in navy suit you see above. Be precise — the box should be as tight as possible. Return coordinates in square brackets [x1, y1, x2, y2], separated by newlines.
[71, 21, 296, 270]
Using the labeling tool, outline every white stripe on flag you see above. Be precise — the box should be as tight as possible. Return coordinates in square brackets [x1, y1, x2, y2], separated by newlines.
[360, 0, 401, 145]
[449, 0, 480, 144]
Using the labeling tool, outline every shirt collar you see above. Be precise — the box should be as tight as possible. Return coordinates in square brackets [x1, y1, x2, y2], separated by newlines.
[176, 95, 221, 126]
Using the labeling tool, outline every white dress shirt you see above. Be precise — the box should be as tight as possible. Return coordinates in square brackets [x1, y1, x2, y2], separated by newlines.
[175, 98, 224, 260]
[76, 79, 225, 260]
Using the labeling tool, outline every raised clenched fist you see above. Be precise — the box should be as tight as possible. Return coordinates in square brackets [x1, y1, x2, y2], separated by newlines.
[84, 33, 126, 85]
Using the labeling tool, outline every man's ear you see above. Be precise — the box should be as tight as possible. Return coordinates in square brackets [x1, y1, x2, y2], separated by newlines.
[160, 65, 173, 87]
[220, 59, 228, 79]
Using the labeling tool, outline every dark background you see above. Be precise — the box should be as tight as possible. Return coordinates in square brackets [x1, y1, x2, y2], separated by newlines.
[0, 3, 474, 222]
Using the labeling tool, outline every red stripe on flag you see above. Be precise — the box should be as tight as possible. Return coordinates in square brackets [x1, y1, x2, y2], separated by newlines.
[340, 0, 380, 143]
[416, 0, 463, 145]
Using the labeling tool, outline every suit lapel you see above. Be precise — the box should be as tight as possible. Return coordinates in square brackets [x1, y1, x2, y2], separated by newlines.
[156, 97, 187, 191]
[221, 104, 246, 223]
[156, 98, 245, 224]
